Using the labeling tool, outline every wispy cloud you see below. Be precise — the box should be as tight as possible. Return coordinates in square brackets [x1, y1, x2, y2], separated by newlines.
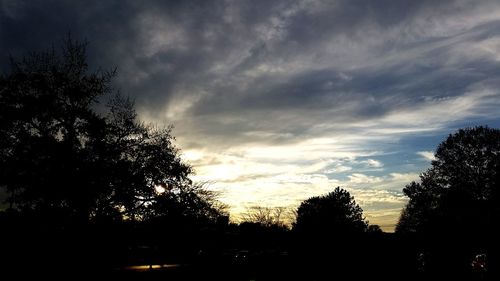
[348, 173, 384, 184]
[417, 151, 436, 161]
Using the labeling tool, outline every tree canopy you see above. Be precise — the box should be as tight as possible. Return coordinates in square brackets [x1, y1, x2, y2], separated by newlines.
[396, 126, 500, 235]
[0, 37, 224, 225]
[294, 187, 367, 235]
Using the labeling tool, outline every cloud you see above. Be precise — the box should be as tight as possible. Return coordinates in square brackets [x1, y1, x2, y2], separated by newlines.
[417, 151, 436, 161]
[348, 173, 384, 184]
[324, 164, 352, 174]
[361, 159, 384, 169]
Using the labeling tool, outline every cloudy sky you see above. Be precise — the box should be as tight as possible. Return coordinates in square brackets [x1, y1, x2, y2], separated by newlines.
[2, 0, 500, 231]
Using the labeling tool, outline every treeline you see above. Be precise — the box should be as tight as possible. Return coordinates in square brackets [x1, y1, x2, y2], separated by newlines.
[1, 38, 499, 280]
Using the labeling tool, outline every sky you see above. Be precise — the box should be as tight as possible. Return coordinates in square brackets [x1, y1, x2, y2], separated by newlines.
[2, 0, 500, 231]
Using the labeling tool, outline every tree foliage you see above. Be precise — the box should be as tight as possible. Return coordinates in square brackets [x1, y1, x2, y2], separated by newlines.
[396, 126, 500, 234]
[294, 187, 367, 235]
[367, 224, 382, 233]
[0, 37, 224, 225]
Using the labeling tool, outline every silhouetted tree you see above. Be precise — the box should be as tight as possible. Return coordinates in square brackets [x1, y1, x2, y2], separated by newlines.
[396, 126, 500, 235]
[146, 183, 227, 223]
[367, 224, 383, 233]
[294, 187, 367, 235]
[242, 206, 292, 228]
[395, 127, 500, 277]
[396, 180, 440, 234]
[0, 36, 222, 226]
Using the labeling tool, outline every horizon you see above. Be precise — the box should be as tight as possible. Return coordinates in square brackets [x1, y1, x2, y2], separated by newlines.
[3, 0, 500, 231]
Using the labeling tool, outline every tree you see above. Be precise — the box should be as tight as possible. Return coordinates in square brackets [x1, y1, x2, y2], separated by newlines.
[396, 126, 500, 235]
[0, 36, 223, 226]
[146, 183, 228, 223]
[367, 224, 382, 233]
[294, 187, 367, 235]
[241, 206, 295, 229]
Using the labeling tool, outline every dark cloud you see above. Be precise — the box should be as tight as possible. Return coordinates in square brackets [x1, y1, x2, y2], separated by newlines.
[3, 0, 499, 144]
[3, 0, 500, 121]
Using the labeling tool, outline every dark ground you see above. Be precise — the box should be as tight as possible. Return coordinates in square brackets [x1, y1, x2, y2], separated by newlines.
[2, 230, 496, 280]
